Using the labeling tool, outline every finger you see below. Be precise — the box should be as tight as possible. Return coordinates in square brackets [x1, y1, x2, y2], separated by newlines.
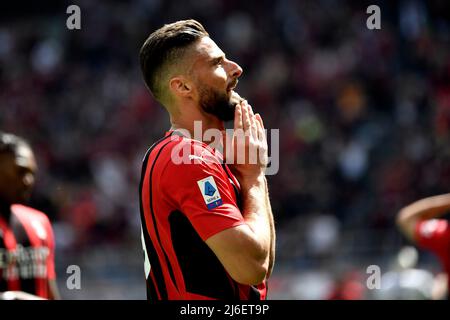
[255, 113, 268, 166]
[254, 113, 264, 141]
[255, 113, 265, 130]
[234, 103, 242, 130]
[248, 105, 258, 139]
[242, 101, 251, 134]
[255, 113, 267, 143]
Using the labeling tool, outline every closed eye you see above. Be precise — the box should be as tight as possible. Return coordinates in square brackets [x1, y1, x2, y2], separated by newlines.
[212, 57, 224, 66]
[17, 166, 35, 179]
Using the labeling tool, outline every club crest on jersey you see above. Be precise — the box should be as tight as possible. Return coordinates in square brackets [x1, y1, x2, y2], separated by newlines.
[197, 176, 223, 210]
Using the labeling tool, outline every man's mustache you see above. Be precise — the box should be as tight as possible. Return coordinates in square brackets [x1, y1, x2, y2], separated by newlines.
[227, 79, 239, 91]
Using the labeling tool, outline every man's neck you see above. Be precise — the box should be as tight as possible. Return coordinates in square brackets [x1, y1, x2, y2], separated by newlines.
[170, 109, 225, 143]
[0, 200, 12, 221]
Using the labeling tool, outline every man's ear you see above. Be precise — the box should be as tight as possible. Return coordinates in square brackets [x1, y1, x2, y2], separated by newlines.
[169, 76, 193, 98]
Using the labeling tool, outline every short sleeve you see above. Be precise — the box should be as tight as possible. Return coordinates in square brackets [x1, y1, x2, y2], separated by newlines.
[162, 142, 245, 241]
[415, 219, 450, 258]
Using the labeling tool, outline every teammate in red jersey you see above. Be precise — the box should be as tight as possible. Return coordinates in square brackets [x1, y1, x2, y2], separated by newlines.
[397, 193, 450, 299]
[0, 132, 59, 300]
[138, 19, 275, 300]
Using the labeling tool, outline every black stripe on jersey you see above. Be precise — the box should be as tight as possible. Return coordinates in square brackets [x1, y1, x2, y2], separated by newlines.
[169, 210, 239, 300]
[10, 214, 36, 295]
[146, 271, 159, 300]
[140, 205, 166, 299]
[248, 285, 262, 300]
[139, 135, 172, 300]
[147, 138, 179, 292]
[139, 133, 179, 299]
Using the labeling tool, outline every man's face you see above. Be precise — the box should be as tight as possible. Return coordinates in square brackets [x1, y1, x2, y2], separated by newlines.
[0, 145, 37, 205]
[189, 37, 243, 121]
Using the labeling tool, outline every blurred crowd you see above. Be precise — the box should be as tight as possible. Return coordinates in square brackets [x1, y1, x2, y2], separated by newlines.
[1, 0, 449, 299]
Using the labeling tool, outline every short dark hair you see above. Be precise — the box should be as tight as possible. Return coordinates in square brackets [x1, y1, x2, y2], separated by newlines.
[0, 132, 31, 157]
[139, 19, 209, 103]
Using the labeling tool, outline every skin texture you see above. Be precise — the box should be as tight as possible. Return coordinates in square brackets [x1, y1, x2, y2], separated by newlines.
[0, 145, 37, 206]
[163, 35, 275, 285]
[0, 145, 60, 300]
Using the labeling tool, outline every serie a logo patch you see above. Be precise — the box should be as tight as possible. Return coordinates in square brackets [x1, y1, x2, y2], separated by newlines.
[197, 176, 223, 210]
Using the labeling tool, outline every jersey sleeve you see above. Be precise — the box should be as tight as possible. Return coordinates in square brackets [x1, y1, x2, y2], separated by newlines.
[415, 219, 450, 259]
[162, 142, 245, 241]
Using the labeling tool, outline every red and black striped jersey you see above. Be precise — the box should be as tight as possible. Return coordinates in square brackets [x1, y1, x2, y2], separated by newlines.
[0, 204, 56, 299]
[139, 131, 267, 300]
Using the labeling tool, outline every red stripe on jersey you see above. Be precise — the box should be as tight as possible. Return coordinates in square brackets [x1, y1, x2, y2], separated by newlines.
[0, 216, 20, 291]
[149, 269, 162, 299]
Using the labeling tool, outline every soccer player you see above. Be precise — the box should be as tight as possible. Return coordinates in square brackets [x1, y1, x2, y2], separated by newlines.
[0, 132, 59, 300]
[396, 193, 450, 299]
[138, 19, 275, 300]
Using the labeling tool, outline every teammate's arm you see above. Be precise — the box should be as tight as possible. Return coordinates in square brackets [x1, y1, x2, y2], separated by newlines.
[396, 193, 450, 242]
[206, 101, 275, 285]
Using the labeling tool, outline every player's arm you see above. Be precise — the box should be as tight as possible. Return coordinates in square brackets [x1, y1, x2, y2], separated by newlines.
[207, 101, 275, 285]
[206, 175, 272, 285]
[264, 177, 276, 278]
[396, 193, 450, 242]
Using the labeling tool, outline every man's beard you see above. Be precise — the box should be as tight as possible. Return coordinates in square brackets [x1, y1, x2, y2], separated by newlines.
[198, 85, 242, 122]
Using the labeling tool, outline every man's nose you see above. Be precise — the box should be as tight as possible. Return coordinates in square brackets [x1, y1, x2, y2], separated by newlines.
[227, 60, 243, 78]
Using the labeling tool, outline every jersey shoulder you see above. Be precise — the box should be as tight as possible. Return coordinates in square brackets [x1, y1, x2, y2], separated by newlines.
[11, 204, 52, 227]
[156, 134, 222, 169]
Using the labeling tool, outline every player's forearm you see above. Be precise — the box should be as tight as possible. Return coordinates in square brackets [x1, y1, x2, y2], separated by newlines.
[239, 174, 272, 266]
[264, 178, 276, 278]
[397, 193, 450, 241]
[399, 193, 450, 222]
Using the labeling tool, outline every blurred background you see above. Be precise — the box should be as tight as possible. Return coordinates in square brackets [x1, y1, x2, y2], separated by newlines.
[0, 0, 449, 299]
